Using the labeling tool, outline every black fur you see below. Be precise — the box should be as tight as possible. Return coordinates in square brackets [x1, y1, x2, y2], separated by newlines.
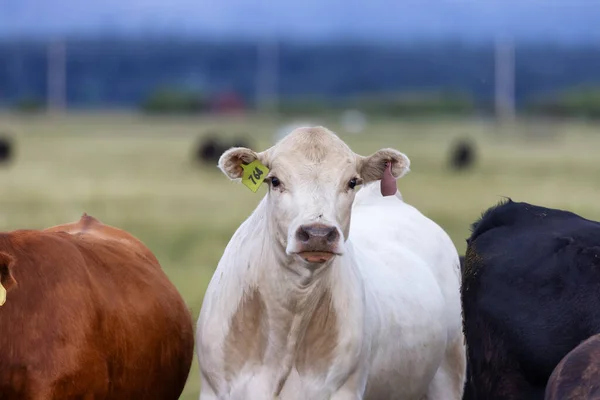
[449, 138, 476, 171]
[194, 133, 253, 166]
[462, 200, 600, 400]
[194, 133, 229, 165]
[0, 135, 14, 164]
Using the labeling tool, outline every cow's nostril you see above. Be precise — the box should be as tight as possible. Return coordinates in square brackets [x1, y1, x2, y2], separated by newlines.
[326, 229, 339, 243]
[296, 227, 310, 242]
[297, 224, 339, 245]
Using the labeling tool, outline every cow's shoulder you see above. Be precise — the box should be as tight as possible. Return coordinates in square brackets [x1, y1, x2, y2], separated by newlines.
[44, 213, 160, 266]
[468, 199, 536, 243]
[465, 200, 600, 275]
[465, 200, 600, 277]
[468, 200, 600, 260]
[468, 200, 595, 246]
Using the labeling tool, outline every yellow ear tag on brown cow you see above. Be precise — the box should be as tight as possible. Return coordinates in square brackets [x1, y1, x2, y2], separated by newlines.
[0, 283, 6, 306]
[241, 160, 269, 193]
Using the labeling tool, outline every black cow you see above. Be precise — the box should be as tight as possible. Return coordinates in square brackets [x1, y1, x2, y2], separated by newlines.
[545, 333, 600, 400]
[462, 199, 600, 400]
[449, 138, 476, 171]
[194, 133, 227, 165]
[0, 135, 14, 164]
[194, 133, 253, 166]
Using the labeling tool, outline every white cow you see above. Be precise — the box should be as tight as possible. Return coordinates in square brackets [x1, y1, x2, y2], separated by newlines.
[196, 126, 465, 400]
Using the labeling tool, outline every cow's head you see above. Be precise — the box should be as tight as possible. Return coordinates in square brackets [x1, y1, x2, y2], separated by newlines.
[219, 126, 410, 266]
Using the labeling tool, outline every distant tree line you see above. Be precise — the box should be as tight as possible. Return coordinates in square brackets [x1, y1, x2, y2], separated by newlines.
[1, 39, 600, 118]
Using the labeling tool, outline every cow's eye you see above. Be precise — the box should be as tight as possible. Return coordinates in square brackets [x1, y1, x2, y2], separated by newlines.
[348, 178, 358, 189]
[271, 177, 281, 187]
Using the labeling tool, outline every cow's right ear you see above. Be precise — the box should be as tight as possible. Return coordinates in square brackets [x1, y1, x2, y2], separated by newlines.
[0, 252, 17, 291]
[218, 147, 264, 181]
[358, 148, 410, 183]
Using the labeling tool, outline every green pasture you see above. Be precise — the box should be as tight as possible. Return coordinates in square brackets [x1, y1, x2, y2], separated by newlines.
[1, 112, 599, 399]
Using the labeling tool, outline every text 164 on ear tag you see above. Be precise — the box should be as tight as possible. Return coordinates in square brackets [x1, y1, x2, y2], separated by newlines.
[241, 160, 269, 193]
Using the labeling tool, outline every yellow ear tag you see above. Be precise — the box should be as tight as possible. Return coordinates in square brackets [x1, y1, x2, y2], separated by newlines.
[0, 283, 6, 306]
[241, 160, 269, 193]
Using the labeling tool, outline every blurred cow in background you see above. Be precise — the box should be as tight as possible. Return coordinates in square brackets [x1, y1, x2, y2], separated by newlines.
[449, 138, 476, 172]
[194, 132, 253, 166]
[0, 134, 14, 165]
[195, 132, 227, 165]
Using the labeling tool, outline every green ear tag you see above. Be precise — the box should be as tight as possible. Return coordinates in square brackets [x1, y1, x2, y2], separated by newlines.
[241, 160, 269, 193]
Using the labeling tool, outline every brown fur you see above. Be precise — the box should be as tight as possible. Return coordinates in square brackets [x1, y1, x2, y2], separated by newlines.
[545, 334, 600, 400]
[223, 288, 268, 380]
[44, 213, 160, 266]
[296, 290, 339, 374]
[0, 214, 194, 400]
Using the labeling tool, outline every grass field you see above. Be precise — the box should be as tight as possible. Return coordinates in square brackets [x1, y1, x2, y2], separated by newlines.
[1, 112, 600, 399]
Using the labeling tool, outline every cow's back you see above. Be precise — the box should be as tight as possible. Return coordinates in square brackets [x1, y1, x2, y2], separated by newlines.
[351, 182, 461, 317]
[44, 213, 160, 266]
[349, 182, 464, 398]
[0, 217, 194, 400]
[463, 200, 600, 400]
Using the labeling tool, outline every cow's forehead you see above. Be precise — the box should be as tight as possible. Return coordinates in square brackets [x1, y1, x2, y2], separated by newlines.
[270, 127, 356, 165]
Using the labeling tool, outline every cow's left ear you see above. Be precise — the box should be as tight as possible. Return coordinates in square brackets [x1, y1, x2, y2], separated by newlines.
[218, 147, 268, 181]
[358, 148, 410, 183]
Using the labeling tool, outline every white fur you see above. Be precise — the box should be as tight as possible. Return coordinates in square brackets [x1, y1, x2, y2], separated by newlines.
[196, 127, 464, 400]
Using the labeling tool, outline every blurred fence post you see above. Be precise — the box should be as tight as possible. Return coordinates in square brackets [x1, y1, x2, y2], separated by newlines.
[47, 38, 67, 114]
[256, 38, 279, 116]
[494, 37, 516, 125]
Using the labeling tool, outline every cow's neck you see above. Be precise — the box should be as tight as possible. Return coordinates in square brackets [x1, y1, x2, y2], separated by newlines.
[262, 221, 339, 331]
[258, 255, 342, 390]
[263, 246, 338, 306]
[242, 199, 347, 388]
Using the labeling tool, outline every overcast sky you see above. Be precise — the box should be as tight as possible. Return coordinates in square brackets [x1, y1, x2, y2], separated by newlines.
[1, 0, 599, 43]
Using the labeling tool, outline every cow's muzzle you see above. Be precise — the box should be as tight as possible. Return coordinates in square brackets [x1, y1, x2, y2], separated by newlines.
[292, 223, 341, 263]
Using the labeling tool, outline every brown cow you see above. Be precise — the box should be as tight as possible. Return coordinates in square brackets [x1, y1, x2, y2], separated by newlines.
[545, 333, 600, 400]
[0, 213, 194, 399]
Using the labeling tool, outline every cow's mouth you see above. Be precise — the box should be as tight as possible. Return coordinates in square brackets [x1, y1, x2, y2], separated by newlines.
[297, 251, 335, 264]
